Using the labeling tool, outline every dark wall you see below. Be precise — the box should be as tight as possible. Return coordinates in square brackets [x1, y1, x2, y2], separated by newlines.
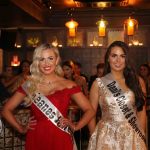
[0, 30, 16, 50]
[60, 46, 150, 78]
[1, 28, 150, 78]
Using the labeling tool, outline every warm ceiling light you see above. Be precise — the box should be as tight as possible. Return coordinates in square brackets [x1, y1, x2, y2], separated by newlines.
[94, 2, 111, 8]
[11, 55, 20, 67]
[128, 0, 140, 5]
[96, 18, 108, 37]
[124, 17, 138, 36]
[65, 19, 79, 37]
[27, 37, 40, 47]
[15, 29, 22, 48]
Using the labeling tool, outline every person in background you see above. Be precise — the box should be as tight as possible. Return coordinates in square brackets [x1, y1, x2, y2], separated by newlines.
[62, 60, 89, 97]
[62, 60, 74, 81]
[88, 41, 147, 150]
[139, 64, 150, 149]
[10, 60, 31, 94]
[88, 63, 104, 90]
[74, 61, 89, 83]
[139, 63, 150, 96]
[2, 43, 95, 150]
[1, 66, 19, 94]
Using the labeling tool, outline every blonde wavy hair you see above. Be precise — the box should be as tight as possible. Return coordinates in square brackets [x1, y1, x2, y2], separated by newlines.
[30, 43, 64, 81]
[24, 43, 64, 106]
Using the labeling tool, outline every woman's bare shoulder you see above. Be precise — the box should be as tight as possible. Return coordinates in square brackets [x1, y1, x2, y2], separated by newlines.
[138, 76, 145, 85]
[90, 79, 99, 90]
[62, 79, 77, 88]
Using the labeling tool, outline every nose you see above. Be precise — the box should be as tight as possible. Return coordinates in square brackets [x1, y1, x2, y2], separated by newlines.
[116, 56, 121, 63]
[43, 58, 50, 65]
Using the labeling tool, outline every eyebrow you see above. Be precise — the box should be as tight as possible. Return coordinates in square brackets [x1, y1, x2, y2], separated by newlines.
[110, 52, 125, 55]
[40, 56, 55, 58]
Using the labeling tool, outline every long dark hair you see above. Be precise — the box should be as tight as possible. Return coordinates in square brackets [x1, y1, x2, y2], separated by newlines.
[62, 60, 75, 80]
[103, 41, 145, 111]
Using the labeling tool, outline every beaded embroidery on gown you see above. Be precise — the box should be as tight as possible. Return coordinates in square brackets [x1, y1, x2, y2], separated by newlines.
[88, 77, 147, 150]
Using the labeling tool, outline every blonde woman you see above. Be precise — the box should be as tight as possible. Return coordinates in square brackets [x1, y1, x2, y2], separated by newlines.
[2, 43, 95, 150]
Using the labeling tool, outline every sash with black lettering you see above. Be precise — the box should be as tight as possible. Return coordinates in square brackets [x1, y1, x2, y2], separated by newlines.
[101, 73, 146, 143]
[22, 80, 73, 136]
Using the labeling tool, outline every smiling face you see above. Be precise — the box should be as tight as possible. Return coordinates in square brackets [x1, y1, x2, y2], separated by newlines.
[108, 46, 126, 73]
[38, 49, 58, 75]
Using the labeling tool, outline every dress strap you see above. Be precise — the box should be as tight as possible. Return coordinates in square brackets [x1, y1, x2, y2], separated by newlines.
[96, 78, 107, 95]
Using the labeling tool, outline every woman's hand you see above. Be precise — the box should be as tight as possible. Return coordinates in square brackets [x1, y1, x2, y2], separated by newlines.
[19, 116, 37, 134]
[60, 118, 77, 132]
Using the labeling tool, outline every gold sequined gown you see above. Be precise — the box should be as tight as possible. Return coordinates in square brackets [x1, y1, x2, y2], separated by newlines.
[88, 78, 147, 150]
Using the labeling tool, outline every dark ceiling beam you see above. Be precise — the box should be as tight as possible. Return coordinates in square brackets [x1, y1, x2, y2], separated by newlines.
[10, 0, 45, 23]
[135, 1, 150, 9]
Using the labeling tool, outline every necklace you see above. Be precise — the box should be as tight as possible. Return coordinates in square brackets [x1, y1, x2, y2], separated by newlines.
[38, 77, 66, 94]
[37, 79, 54, 93]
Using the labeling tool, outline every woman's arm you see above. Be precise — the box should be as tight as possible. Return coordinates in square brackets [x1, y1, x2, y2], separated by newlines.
[81, 77, 89, 97]
[87, 80, 99, 135]
[1, 92, 27, 133]
[70, 88, 95, 132]
[137, 105, 146, 133]
[74, 75, 89, 97]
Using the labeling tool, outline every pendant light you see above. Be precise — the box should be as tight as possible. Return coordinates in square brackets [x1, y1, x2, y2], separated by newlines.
[96, 17, 108, 37]
[124, 17, 138, 36]
[65, 19, 78, 37]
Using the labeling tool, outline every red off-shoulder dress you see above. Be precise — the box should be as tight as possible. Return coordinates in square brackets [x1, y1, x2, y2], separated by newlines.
[18, 86, 81, 150]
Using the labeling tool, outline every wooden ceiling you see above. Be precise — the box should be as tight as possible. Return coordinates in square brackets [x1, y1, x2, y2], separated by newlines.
[48, 0, 150, 8]
[0, 0, 150, 28]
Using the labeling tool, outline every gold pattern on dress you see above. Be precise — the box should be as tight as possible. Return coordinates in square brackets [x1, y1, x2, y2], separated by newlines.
[87, 78, 147, 150]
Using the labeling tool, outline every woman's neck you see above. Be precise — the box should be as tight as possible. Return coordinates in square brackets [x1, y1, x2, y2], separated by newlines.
[42, 73, 59, 84]
[111, 71, 124, 80]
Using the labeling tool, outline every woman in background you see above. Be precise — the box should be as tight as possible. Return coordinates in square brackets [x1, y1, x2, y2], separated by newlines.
[1, 66, 19, 94]
[62, 60, 88, 97]
[10, 60, 31, 94]
[139, 63, 150, 96]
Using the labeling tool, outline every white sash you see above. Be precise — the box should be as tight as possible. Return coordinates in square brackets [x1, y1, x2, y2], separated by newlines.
[22, 80, 78, 150]
[22, 80, 73, 135]
[101, 73, 146, 143]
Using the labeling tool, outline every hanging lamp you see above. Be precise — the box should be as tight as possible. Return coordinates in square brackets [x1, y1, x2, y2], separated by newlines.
[65, 19, 78, 37]
[96, 17, 108, 37]
[11, 55, 20, 67]
[124, 17, 138, 36]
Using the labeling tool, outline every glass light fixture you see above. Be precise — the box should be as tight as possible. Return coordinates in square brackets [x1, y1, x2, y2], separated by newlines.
[124, 17, 138, 36]
[96, 17, 108, 37]
[65, 19, 78, 37]
[27, 37, 40, 47]
[15, 30, 22, 48]
[11, 55, 20, 67]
